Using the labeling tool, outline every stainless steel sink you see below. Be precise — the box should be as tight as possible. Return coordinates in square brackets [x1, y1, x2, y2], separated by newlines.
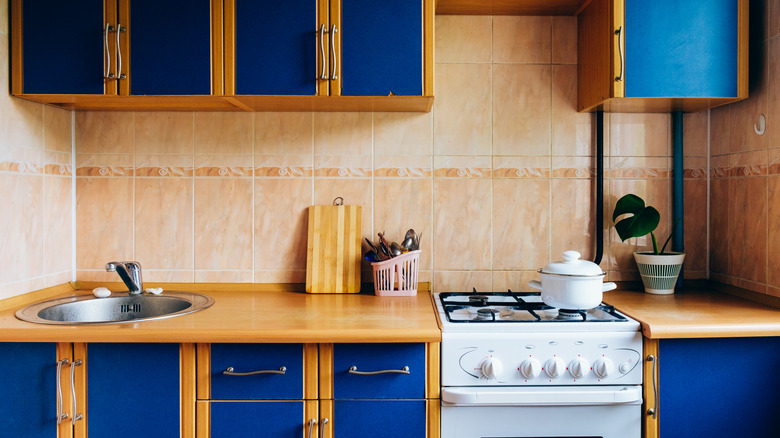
[15, 291, 214, 324]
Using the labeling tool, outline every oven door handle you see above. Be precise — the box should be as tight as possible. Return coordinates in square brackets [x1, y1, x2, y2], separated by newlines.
[441, 386, 642, 406]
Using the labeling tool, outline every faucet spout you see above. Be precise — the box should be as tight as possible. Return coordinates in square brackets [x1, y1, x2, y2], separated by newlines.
[106, 261, 144, 295]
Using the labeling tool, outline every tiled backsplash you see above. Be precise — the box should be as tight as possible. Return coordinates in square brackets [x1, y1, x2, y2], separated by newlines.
[1, 8, 726, 298]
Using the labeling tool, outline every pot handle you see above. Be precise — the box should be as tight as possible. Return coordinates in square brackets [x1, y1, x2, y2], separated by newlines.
[602, 282, 617, 292]
[528, 280, 543, 290]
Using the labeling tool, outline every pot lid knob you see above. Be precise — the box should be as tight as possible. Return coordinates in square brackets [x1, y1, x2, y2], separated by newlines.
[562, 250, 581, 263]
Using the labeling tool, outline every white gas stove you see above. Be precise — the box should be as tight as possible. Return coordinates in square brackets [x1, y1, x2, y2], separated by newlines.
[436, 290, 643, 438]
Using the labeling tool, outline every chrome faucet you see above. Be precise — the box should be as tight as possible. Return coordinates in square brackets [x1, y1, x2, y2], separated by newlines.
[106, 261, 144, 295]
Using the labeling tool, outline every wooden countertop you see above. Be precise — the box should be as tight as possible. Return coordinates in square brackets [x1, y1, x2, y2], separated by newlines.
[604, 286, 780, 339]
[0, 283, 442, 343]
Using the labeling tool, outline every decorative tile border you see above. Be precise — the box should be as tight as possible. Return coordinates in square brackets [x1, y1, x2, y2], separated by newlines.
[134, 166, 194, 177]
[373, 167, 431, 177]
[76, 166, 134, 177]
[194, 167, 253, 177]
[255, 166, 312, 177]
[433, 167, 491, 178]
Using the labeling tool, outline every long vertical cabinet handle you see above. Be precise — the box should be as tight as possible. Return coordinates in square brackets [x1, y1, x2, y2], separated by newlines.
[319, 417, 329, 438]
[70, 360, 84, 425]
[116, 25, 127, 80]
[318, 24, 328, 80]
[55, 359, 70, 424]
[307, 419, 317, 438]
[104, 24, 115, 79]
[646, 355, 658, 419]
[329, 25, 338, 80]
[615, 25, 624, 82]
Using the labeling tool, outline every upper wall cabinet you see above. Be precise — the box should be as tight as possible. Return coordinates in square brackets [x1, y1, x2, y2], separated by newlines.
[578, 0, 748, 112]
[11, 0, 433, 111]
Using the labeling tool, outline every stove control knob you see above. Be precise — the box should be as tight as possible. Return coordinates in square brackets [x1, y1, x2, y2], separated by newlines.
[480, 357, 503, 379]
[569, 357, 590, 379]
[520, 358, 542, 379]
[593, 358, 615, 378]
[544, 357, 566, 378]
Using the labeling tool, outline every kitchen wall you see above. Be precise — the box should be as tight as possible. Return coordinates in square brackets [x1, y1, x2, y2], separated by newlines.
[0, 1, 73, 300]
[74, 15, 704, 292]
[709, 0, 780, 298]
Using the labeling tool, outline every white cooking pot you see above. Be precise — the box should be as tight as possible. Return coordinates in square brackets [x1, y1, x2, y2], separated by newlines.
[528, 250, 617, 310]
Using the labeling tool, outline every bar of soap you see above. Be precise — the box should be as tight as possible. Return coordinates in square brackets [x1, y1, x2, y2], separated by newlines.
[146, 287, 163, 295]
[92, 287, 111, 298]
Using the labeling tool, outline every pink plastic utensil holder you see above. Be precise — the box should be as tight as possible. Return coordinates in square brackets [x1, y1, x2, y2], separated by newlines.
[372, 250, 421, 296]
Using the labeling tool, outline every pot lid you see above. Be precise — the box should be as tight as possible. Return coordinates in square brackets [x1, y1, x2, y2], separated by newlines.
[540, 251, 605, 277]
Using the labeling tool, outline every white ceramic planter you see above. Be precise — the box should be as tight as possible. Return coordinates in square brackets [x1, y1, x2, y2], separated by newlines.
[633, 251, 685, 295]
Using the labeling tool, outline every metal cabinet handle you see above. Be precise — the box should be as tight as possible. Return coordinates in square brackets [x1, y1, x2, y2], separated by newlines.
[70, 360, 83, 425]
[223, 366, 286, 376]
[307, 419, 316, 438]
[348, 365, 410, 375]
[646, 355, 658, 419]
[116, 25, 127, 80]
[329, 25, 338, 80]
[615, 25, 624, 82]
[56, 359, 69, 424]
[104, 24, 115, 79]
[319, 418, 329, 438]
[318, 24, 328, 80]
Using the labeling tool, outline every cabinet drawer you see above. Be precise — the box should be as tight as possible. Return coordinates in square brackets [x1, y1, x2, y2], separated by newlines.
[333, 400, 426, 438]
[333, 343, 425, 399]
[208, 401, 307, 438]
[210, 343, 304, 400]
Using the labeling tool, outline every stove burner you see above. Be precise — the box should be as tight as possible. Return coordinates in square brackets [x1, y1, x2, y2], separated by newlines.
[469, 295, 490, 307]
[475, 308, 499, 320]
[555, 309, 587, 321]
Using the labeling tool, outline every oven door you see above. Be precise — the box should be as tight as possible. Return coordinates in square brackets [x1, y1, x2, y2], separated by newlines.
[441, 386, 642, 438]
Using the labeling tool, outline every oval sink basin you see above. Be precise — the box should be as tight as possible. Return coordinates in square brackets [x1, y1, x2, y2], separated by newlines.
[16, 291, 214, 325]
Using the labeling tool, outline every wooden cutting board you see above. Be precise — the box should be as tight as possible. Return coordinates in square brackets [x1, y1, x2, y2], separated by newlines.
[305, 204, 362, 293]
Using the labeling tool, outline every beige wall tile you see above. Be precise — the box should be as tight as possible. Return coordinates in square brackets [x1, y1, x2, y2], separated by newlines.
[772, 0, 780, 38]
[728, 177, 767, 283]
[433, 271, 492, 293]
[75, 112, 133, 155]
[683, 111, 708, 157]
[727, 43, 768, 153]
[492, 179, 550, 270]
[43, 107, 72, 153]
[314, 112, 372, 156]
[610, 113, 670, 157]
[255, 112, 313, 155]
[552, 16, 577, 64]
[374, 179, 432, 269]
[134, 178, 194, 270]
[44, 176, 72, 275]
[493, 271, 538, 293]
[0, 0, 7, 35]
[254, 270, 307, 284]
[552, 65, 592, 156]
[768, 176, 780, 286]
[551, 179, 593, 260]
[0, 173, 43, 283]
[313, 178, 372, 230]
[255, 178, 312, 271]
[709, 105, 731, 156]
[194, 112, 253, 155]
[683, 180, 707, 272]
[374, 112, 432, 156]
[0, 279, 45, 301]
[76, 177, 134, 270]
[435, 15, 492, 64]
[135, 112, 194, 155]
[769, 38, 779, 149]
[142, 270, 195, 283]
[434, 63, 492, 155]
[194, 178, 253, 270]
[433, 179, 491, 270]
[709, 178, 729, 275]
[493, 16, 551, 63]
[195, 271, 254, 283]
[0, 98, 44, 151]
[493, 64, 551, 156]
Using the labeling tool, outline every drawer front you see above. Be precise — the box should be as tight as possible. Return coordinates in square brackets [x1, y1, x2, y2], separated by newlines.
[333, 343, 425, 399]
[211, 343, 303, 400]
[210, 401, 305, 438]
[333, 400, 426, 438]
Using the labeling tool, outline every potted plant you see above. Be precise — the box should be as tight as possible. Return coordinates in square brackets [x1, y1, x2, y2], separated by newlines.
[612, 193, 685, 294]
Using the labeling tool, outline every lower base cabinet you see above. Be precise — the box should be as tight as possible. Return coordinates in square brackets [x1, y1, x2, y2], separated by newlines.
[0, 343, 57, 438]
[209, 401, 310, 438]
[332, 400, 427, 438]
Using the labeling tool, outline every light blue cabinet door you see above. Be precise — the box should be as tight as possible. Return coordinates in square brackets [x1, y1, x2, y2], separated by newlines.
[87, 343, 180, 438]
[340, 0, 422, 96]
[0, 343, 58, 438]
[659, 337, 780, 437]
[624, 0, 739, 98]
[20, 0, 105, 94]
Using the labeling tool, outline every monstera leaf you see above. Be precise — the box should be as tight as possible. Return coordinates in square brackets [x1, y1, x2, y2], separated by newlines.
[612, 194, 660, 242]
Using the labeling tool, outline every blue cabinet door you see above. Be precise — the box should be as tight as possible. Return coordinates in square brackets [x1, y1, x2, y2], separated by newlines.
[624, 0, 739, 98]
[334, 400, 426, 438]
[20, 0, 105, 94]
[210, 343, 304, 400]
[87, 343, 180, 438]
[210, 401, 305, 438]
[659, 337, 780, 437]
[233, 0, 318, 95]
[0, 343, 57, 438]
[128, 0, 212, 95]
[340, 0, 422, 96]
[333, 343, 425, 399]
